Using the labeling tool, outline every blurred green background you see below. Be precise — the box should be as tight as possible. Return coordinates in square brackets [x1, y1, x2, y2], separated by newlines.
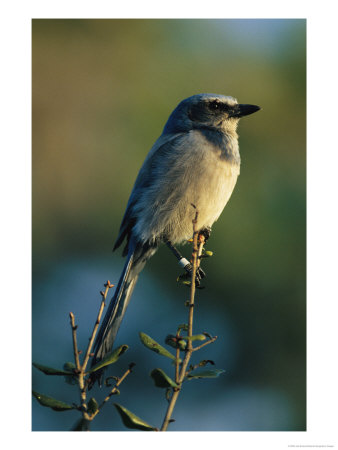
[32, 19, 306, 431]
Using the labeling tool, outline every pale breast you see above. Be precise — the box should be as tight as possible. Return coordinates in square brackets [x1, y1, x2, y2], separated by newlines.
[169, 132, 240, 242]
[134, 129, 240, 244]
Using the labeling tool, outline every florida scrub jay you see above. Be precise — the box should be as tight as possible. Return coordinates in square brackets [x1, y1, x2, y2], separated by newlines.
[92, 93, 260, 368]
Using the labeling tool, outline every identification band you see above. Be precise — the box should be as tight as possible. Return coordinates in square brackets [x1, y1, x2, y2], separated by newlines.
[178, 257, 190, 269]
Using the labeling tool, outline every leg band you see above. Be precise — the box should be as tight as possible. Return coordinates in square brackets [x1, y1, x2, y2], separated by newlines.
[178, 257, 190, 269]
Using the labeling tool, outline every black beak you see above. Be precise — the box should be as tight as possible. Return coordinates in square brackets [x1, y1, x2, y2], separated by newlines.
[230, 104, 261, 118]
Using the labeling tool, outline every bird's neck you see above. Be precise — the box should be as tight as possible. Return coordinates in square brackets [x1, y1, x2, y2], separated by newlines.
[196, 127, 240, 165]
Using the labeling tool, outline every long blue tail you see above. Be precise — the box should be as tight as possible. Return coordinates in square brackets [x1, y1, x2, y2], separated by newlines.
[91, 243, 157, 377]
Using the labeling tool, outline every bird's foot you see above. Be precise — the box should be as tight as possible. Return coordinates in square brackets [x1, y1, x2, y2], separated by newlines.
[183, 261, 206, 287]
[199, 227, 212, 242]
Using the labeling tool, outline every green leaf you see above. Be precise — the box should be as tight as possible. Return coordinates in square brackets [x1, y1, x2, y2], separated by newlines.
[186, 369, 225, 379]
[32, 362, 74, 376]
[150, 368, 179, 389]
[180, 334, 207, 341]
[139, 332, 179, 362]
[114, 403, 157, 431]
[32, 390, 75, 411]
[63, 362, 76, 371]
[87, 397, 99, 414]
[88, 345, 129, 373]
[197, 359, 215, 367]
[200, 250, 213, 258]
[203, 332, 213, 339]
[63, 362, 78, 385]
[177, 339, 187, 350]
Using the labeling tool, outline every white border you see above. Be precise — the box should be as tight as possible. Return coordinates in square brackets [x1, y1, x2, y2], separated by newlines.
[1, 1, 337, 449]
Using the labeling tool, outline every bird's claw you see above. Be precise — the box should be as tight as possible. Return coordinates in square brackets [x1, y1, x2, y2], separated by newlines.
[199, 227, 212, 242]
[184, 263, 206, 287]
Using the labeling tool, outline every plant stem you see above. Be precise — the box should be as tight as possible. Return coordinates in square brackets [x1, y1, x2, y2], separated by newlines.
[78, 372, 90, 420]
[160, 210, 205, 431]
[175, 347, 180, 383]
[192, 335, 218, 352]
[81, 282, 112, 371]
[90, 366, 133, 419]
[69, 312, 89, 419]
[69, 281, 113, 423]
[69, 312, 81, 370]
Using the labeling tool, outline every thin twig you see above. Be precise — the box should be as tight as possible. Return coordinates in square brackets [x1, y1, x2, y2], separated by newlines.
[187, 212, 199, 342]
[69, 312, 89, 418]
[90, 366, 133, 420]
[69, 312, 81, 371]
[192, 336, 218, 352]
[81, 281, 113, 372]
[160, 209, 206, 431]
[69, 282, 114, 423]
[175, 347, 180, 383]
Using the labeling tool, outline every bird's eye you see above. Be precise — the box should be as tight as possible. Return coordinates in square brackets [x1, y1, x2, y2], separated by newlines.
[209, 101, 220, 111]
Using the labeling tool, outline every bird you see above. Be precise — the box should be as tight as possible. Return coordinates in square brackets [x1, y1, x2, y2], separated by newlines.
[92, 93, 260, 373]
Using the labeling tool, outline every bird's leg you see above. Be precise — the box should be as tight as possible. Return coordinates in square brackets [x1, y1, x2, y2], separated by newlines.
[165, 239, 206, 286]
